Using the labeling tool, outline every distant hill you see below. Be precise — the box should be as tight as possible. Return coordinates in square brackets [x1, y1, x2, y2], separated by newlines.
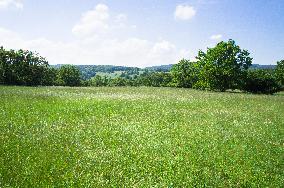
[250, 64, 276, 69]
[145, 64, 174, 72]
[52, 65, 141, 80]
[52, 64, 276, 80]
[144, 64, 276, 72]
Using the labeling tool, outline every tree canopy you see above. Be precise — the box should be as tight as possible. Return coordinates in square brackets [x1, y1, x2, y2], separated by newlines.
[194, 39, 252, 91]
[0, 47, 51, 86]
[275, 60, 284, 87]
[0, 44, 282, 94]
[57, 65, 81, 87]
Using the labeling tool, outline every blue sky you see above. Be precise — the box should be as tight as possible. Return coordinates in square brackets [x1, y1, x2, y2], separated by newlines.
[0, 0, 283, 67]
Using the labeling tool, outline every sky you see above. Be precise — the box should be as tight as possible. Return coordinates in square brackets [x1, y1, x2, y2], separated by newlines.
[0, 0, 283, 67]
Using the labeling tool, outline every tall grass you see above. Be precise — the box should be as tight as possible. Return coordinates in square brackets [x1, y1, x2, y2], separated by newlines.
[0, 86, 283, 187]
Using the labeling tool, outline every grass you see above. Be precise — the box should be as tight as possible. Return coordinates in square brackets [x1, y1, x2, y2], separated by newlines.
[0, 86, 283, 187]
[95, 71, 123, 78]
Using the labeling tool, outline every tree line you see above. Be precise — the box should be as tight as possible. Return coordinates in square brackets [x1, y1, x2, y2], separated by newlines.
[0, 47, 81, 87]
[0, 40, 283, 94]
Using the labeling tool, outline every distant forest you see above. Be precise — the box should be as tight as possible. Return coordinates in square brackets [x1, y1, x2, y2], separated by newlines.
[1, 40, 283, 94]
[53, 64, 277, 80]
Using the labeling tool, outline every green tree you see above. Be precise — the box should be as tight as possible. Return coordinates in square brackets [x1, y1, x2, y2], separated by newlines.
[171, 59, 198, 88]
[195, 39, 252, 91]
[275, 60, 284, 87]
[0, 47, 50, 86]
[110, 77, 127, 86]
[42, 67, 58, 86]
[57, 65, 81, 86]
[89, 75, 105, 87]
[0, 47, 7, 84]
[14, 49, 49, 86]
[242, 69, 281, 94]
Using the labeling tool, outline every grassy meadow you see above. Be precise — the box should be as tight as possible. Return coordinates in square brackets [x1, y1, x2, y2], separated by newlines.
[0, 86, 283, 187]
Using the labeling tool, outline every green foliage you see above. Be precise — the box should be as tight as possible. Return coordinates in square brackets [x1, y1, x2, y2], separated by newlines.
[170, 40, 254, 92]
[145, 64, 174, 72]
[0, 47, 8, 84]
[109, 77, 128, 86]
[275, 60, 284, 87]
[75, 65, 141, 80]
[1, 86, 283, 187]
[41, 67, 58, 86]
[242, 69, 281, 94]
[88, 75, 108, 87]
[136, 72, 173, 87]
[0, 46, 51, 86]
[195, 39, 252, 91]
[0, 44, 281, 95]
[57, 65, 81, 86]
[171, 59, 198, 88]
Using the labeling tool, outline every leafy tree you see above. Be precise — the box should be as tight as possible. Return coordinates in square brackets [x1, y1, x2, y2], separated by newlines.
[42, 67, 58, 86]
[171, 59, 198, 88]
[16, 50, 49, 86]
[0, 47, 8, 84]
[89, 75, 106, 87]
[242, 69, 281, 94]
[275, 60, 284, 87]
[110, 77, 127, 86]
[57, 65, 81, 86]
[195, 39, 252, 91]
[0, 47, 50, 86]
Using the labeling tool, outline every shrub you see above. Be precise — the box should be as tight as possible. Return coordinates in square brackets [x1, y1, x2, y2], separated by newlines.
[110, 77, 127, 86]
[171, 59, 198, 88]
[57, 65, 81, 86]
[275, 60, 284, 89]
[194, 39, 252, 91]
[242, 70, 281, 94]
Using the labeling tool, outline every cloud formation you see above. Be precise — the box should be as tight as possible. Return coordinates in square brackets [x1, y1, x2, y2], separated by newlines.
[72, 4, 110, 38]
[0, 0, 23, 10]
[174, 5, 196, 20]
[0, 28, 189, 67]
[0, 4, 191, 67]
[210, 34, 222, 40]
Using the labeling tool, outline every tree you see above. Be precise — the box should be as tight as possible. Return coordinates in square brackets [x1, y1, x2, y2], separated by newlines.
[0, 47, 50, 86]
[89, 75, 106, 87]
[14, 49, 49, 86]
[242, 69, 281, 94]
[195, 39, 252, 91]
[0, 47, 7, 84]
[41, 67, 58, 86]
[110, 77, 127, 86]
[57, 65, 81, 86]
[171, 59, 198, 88]
[275, 60, 284, 87]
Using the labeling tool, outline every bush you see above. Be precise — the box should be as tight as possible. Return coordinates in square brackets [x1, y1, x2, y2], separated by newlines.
[171, 59, 198, 88]
[194, 39, 252, 91]
[242, 70, 281, 94]
[275, 60, 284, 89]
[57, 65, 81, 87]
[109, 77, 127, 86]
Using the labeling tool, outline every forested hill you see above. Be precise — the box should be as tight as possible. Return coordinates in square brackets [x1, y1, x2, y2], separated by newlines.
[52, 64, 276, 80]
[145, 64, 174, 72]
[250, 64, 276, 69]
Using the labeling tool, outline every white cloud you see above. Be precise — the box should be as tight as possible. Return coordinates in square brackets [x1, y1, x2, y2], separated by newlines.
[174, 5, 196, 20]
[0, 27, 190, 67]
[72, 4, 110, 38]
[0, 4, 192, 68]
[210, 34, 222, 40]
[0, 0, 23, 10]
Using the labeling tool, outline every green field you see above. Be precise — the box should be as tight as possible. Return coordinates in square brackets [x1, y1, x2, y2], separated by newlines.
[0, 86, 283, 187]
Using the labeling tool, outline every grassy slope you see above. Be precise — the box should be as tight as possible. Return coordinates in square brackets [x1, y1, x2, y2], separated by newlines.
[95, 71, 123, 78]
[0, 86, 283, 187]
